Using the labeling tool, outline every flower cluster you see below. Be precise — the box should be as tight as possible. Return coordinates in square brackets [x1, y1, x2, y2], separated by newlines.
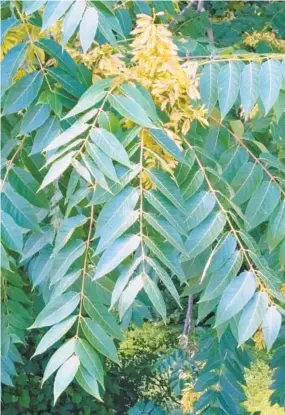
[131, 14, 207, 135]
[243, 30, 285, 52]
[181, 385, 202, 414]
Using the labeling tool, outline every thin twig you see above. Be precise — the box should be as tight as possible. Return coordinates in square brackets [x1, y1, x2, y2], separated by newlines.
[139, 130, 146, 273]
[75, 204, 95, 337]
[1, 137, 26, 191]
[15, 5, 53, 91]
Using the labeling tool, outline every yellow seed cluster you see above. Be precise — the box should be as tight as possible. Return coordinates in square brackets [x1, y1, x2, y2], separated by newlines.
[130, 14, 207, 185]
[130, 14, 208, 135]
[243, 360, 284, 415]
[243, 30, 285, 53]
[181, 385, 202, 414]
[280, 283, 285, 295]
[67, 43, 126, 83]
[253, 328, 265, 350]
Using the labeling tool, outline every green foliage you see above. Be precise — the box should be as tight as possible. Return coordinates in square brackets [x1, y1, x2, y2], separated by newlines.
[243, 359, 284, 415]
[113, 321, 181, 411]
[1, 1, 285, 412]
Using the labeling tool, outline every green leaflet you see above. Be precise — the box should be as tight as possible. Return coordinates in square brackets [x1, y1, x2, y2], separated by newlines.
[245, 181, 280, 230]
[262, 306, 282, 351]
[147, 169, 186, 213]
[74, 338, 104, 386]
[31, 116, 61, 155]
[62, 1, 86, 46]
[98, 13, 117, 45]
[53, 354, 80, 405]
[7, 285, 30, 305]
[3, 71, 44, 115]
[185, 211, 226, 260]
[218, 62, 240, 119]
[47, 67, 85, 98]
[49, 240, 85, 285]
[259, 59, 282, 114]
[94, 234, 141, 280]
[118, 274, 144, 319]
[91, 127, 131, 167]
[145, 256, 181, 306]
[42, 0, 74, 31]
[95, 210, 139, 254]
[1, 43, 27, 92]
[119, 125, 141, 147]
[231, 162, 263, 205]
[207, 233, 237, 274]
[200, 250, 243, 302]
[267, 200, 285, 251]
[1, 244, 10, 270]
[20, 103, 50, 135]
[65, 187, 89, 218]
[45, 139, 83, 167]
[38, 88, 62, 118]
[215, 271, 256, 326]
[120, 84, 158, 122]
[30, 291, 80, 328]
[1, 185, 41, 231]
[39, 151, 75, 190]
[45, 122, 89, 152]
[91, 164, 141, 205]
[200, 63, 219, 111]
[95, 186, 139, 238]
[9, 166, 48, 208]
[175, 149, 195, 186]
[83, 297, 122, 340]
[279, 238, 285, 269]
[197, 297, 219, 323]
[240, 63, 260, 115]
[144, 212, 188, 255]
[238, 292, 268, 345]
[181, 170, 204, 201]
[1, 211, 23, 253]
[82, 154, 110, 191]
[143, 235, 186, 282]
[30, 248, 54, 287]
[108, 93, 155, 128]
[259, 152, 285, 173]
[33, 316, 77, 357]
[80, 7, 99, 53]
[142, 273, 166, 320]
[149, 129, 185, 162]
[219, 147, 249, 182]
[64, 79, 112, 119]
[186, 191, 216, 231]
[81, 317, 119, 364]
[144, 189, 187, 236]
[1, 18, 19, 46]
[42, 338, 76, 384]
[75, 366, 102, 401]
[50, 270, 81, 299]
[72, 159, 92, 183]
[54, 215, 88, 254]
[36, 39, 78, 77]
[194, 372, 219, 393]
[86, 142, 119, 182]
[110, 258, 142, 309]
